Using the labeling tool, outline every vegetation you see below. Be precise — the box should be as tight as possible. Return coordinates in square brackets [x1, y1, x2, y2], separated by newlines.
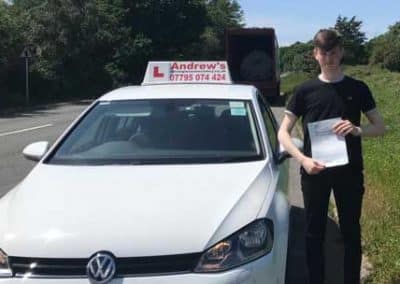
[279, 16, 400, 74]
[367, 22, 400, 72]
[280, 71, 310, 95]
[0, 0, 243, 108]
[334, 15, 367, 64]
[344, 65, 400, 284]
[279, 42, 317, 74]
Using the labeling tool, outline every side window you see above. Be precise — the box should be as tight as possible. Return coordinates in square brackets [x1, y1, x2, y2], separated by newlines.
[257, 94, 279, 158]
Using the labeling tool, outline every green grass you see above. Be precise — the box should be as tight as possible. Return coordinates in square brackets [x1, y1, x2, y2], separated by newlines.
[280, 72, 312, 136]
[280, 72, 311, 96]
[344, 65, 400, 284]
[282, 66, 400, 283]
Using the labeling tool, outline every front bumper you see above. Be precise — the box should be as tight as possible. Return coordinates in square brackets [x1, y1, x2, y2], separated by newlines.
[0, 251, 282, 284]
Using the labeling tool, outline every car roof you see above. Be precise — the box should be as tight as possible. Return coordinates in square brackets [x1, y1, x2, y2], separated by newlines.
[99, 84, 257, 101]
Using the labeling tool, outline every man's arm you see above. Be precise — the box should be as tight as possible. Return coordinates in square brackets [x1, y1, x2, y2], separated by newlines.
[333, 108, 386, 137]
[360, 108, 386, 137]
[278, 112, 325, 175]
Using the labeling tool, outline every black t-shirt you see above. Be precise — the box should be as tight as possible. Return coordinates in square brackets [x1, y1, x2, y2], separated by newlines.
[287, 76, 376, 172]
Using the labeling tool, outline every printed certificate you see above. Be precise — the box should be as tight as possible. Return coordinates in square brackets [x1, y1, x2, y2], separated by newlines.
[307, 118, 349, 167]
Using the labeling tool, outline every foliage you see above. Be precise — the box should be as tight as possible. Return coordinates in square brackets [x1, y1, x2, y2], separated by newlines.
[195, 0, 244, 59]
[334, 15, 367, 64]
[280, 71, 311, 96]
[368, 22, 400, 72]
[279, 41, 318, 74]
[5, 0, 134, 99]
[0, 1, 27, 104]
[0, 0, 243, 107]
[206, 0, 243, 37]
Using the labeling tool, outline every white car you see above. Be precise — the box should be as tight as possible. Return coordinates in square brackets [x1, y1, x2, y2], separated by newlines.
[0, 62, 301, 284]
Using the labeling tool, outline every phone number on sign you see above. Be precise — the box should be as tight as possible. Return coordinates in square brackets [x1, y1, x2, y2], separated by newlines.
[169, 73, 226, 81]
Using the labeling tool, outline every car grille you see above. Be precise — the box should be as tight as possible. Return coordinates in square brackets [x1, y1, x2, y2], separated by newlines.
[8, 253, 202, 278]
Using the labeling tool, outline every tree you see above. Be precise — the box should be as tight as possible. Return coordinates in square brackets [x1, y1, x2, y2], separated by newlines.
[124, 0, 208, 60]
[0, 2, 15, 66]
[0, 0, 247, 107]
[334, 15, 367, 64]
[195, 0, 244, 59]
[280, 42, 318, 74]
[368, 22, 400, 71]
[205, 0, 243, 38]
[0, 1, 27, 105]
[388, 21, 400, 36]
[16, 0, 132, 97]
[108, 0, 211, 84]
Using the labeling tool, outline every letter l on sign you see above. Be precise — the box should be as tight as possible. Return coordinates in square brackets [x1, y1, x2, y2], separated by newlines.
[153, 66, 164, 78]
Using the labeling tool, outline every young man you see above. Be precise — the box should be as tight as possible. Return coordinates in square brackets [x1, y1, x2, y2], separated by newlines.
[278, 29, 385, 284]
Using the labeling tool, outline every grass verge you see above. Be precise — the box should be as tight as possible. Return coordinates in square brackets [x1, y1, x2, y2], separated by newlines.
[281, 72, 310, 95]
[344, 65, 400, 283]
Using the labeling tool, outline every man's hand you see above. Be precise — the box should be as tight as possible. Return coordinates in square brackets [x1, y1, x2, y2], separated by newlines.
[332, 119, 361, 136]
[301, 157, 326, 175]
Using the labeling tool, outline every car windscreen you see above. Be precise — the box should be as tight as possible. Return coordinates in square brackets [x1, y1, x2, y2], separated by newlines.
[47, 99, 262, 165]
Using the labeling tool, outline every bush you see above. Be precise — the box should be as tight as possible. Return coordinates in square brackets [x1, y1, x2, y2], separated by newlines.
[369, 38, 400, 72]
[368, 22, 400, 72]
[384, 54, 400, 71]
[280, 42, 318, 74]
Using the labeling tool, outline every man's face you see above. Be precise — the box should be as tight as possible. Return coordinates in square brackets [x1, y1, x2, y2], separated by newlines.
[313, 46, 344, 71]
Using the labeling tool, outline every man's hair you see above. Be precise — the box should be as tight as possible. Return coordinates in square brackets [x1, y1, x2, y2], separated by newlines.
[313, 29, 343, 51]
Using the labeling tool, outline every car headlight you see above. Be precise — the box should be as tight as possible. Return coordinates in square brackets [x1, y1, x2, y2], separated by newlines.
[0, 249, 12, 277]
[194, 218, 273, 272]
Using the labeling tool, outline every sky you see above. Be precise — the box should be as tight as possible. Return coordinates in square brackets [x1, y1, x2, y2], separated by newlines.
[237, 0, 400, 47]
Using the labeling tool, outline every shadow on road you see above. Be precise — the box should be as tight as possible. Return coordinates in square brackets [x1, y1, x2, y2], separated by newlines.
[0, 100, 92, 118]
[286, 206, 345, 284]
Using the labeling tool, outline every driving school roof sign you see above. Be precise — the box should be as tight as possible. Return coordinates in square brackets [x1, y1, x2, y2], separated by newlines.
[142, 61, 232, 85]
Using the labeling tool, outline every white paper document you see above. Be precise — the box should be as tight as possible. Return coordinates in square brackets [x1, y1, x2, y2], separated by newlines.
[307, 117, 349, 168]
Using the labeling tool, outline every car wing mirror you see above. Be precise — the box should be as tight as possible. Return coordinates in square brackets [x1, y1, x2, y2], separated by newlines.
[23, 141, 49, 162]
[277, 137, 303, 164]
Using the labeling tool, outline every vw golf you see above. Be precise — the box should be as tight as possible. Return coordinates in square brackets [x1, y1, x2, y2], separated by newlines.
[0, 62, 300, 283]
